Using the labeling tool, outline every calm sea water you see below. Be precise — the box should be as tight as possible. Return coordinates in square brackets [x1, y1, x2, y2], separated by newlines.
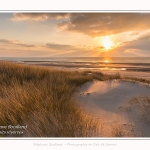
[0, 57, 150, 63]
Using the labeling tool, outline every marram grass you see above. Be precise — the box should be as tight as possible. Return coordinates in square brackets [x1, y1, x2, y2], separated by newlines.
[0, 61, 98, 137]
[0, 61, 150, 137]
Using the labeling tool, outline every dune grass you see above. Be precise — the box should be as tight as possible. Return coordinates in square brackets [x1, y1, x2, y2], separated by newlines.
[0, 61, 99, 137]
[0, 61, 150, 137]
[123, 77, 150, 84]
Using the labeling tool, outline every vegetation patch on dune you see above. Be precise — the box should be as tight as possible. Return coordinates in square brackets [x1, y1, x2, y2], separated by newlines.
[129, 96, 150, 124]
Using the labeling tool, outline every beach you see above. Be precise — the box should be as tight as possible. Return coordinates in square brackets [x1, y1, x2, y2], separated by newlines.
[23, 59, 150, 80]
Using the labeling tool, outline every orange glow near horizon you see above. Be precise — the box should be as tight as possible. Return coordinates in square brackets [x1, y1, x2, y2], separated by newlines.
[103, 57, 111, 63]
[104, 60, 109, 63]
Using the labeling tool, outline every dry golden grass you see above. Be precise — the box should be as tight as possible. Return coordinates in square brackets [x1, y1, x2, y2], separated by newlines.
[0, 61, 98, 137]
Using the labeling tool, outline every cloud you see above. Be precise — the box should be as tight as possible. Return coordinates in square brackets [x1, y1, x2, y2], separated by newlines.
[0, 39, 12, 44]
[0, 48, 54, 57]
[46, 43, 84, 51]
[121, 33, 150, 51]
[123, 49, 149, 57]
[12, 13, 70, 21]
[0, 39, 35, 47]
[45, 43, 109, 57]
[109, 33, 150, 56]
[12, 13, 150, 38]
[57, 13, 150, 37]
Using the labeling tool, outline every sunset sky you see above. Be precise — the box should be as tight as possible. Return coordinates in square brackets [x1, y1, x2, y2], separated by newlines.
[1, 13, 150, 57]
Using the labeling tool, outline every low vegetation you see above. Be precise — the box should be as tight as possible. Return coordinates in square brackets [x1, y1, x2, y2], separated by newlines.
[0, 61, 98, 137]
[123, 77, 150, 84]
[129, 96, 150, 124]
[0, 61, 150, 137]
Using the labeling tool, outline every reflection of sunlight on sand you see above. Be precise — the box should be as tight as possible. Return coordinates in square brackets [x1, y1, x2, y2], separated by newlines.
[85, 80, 120, 94]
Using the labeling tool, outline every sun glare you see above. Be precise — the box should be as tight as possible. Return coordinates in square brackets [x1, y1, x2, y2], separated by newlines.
[102, 36, 113, 50]
[104, 60, 109, 63]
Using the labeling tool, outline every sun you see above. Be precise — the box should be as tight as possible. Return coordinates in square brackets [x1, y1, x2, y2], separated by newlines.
[102, 36, 113, 50]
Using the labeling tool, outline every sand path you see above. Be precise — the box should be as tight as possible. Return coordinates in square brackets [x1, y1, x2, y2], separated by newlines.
[76, 80, 150, 137]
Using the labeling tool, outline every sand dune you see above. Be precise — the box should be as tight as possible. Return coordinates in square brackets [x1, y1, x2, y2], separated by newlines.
[76, 80, 150, 137]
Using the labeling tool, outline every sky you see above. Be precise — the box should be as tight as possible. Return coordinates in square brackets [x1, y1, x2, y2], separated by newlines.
[0, 13, 150, 57]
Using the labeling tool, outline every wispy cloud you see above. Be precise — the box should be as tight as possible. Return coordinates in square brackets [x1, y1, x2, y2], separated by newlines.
[123, 49, 148, 57]
[46, 43, 86, 51]
[121, 33, 150, 51]
[12, 13, 70, 21]
[0, 39, 35, 47]
[110, 33, 150, 56]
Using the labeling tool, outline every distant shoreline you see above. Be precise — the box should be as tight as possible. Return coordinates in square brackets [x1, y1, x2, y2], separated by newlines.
[22, 62, 150, 80]
[1, 60, 150, 79]
[20, 61, 150, 71]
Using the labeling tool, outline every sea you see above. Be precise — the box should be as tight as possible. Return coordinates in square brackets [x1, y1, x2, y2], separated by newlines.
[1, 57, 150, 63]
[0, 57, 150, 72]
